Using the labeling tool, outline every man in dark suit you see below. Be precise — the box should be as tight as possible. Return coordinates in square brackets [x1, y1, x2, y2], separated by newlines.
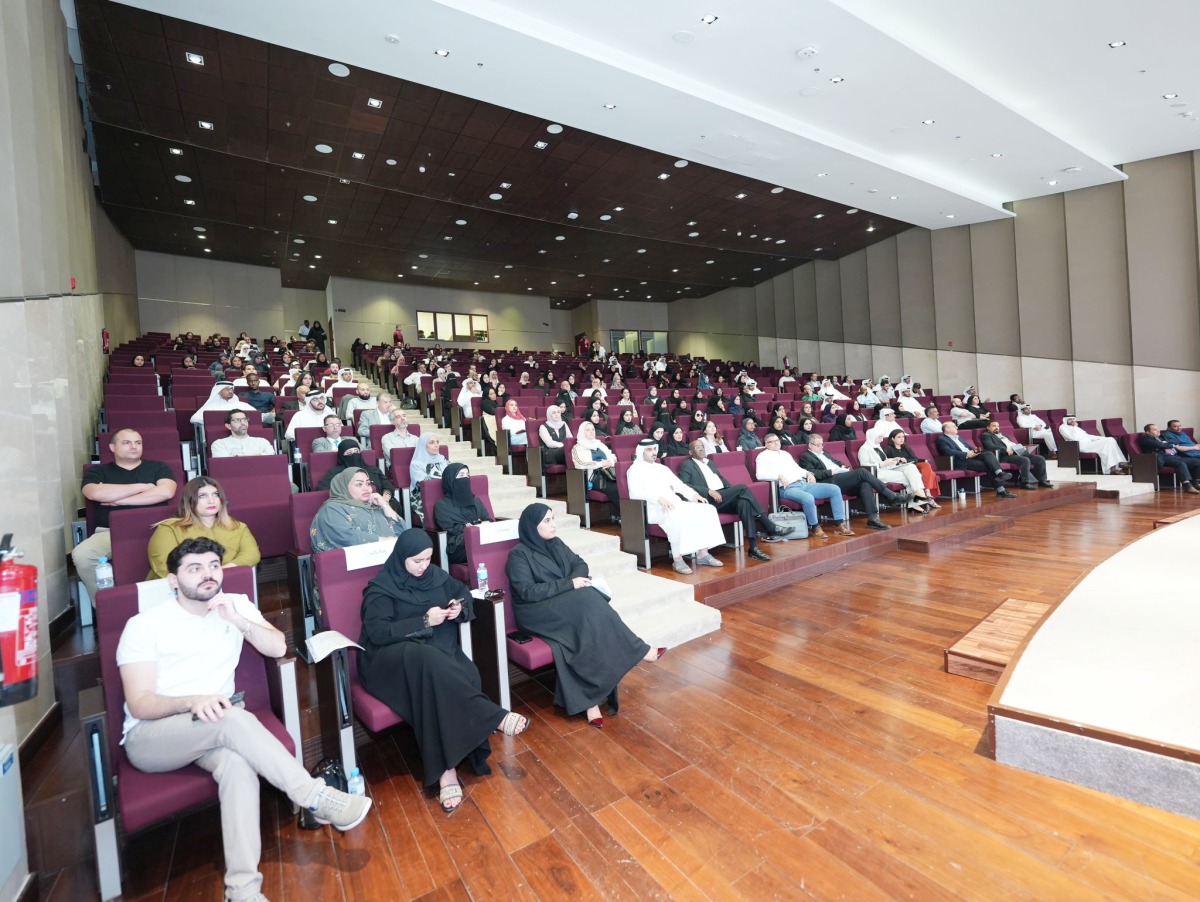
[679, 440, 794, 560]
[936, 422, 1015, 498]
[1137, 425, 1200, 494]
[980, 421, 1052, 488]
[798, 435, 910, 531]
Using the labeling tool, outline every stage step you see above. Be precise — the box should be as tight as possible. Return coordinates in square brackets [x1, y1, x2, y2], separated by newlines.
[944, 597, 1051, 683]
[896, 515, 1015, 555]
[1154, 508, 1200, 529]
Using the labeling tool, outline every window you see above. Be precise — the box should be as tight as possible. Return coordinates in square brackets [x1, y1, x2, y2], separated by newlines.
[416, 310, 488, 343]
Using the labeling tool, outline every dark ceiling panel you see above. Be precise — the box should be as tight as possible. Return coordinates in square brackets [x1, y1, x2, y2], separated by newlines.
[76, 0, 913, 307]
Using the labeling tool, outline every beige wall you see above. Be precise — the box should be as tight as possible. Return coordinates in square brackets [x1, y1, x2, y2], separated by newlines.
[678, 151, 1200, 428]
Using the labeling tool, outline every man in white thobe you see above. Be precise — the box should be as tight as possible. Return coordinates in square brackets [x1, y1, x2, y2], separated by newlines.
[625, 440, 725, 575]
[1016, 404, 1058, 454]
[1058, 415, 1127, 473]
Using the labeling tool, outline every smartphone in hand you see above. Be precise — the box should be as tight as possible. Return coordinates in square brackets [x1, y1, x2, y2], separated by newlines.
[192, 690, 245, 721]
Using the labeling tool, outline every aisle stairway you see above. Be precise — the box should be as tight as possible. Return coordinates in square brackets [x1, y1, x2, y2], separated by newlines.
[363, 375, 721, 650]
[1038, 460, 1155, 499]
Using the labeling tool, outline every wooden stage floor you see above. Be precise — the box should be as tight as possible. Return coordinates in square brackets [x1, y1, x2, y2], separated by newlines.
[27, 490, 1200, 900]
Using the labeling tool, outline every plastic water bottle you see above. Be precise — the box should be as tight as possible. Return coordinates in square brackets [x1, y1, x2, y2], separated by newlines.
[476, 563, 489, 593]
[347, 767, 365, 797]
[292, 445, 302, 463]
[95, 557, 115, 591]
[958, 488, 967, 503]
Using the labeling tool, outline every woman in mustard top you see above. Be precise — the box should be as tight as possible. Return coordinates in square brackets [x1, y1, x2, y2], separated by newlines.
[146, 477, 261, 579]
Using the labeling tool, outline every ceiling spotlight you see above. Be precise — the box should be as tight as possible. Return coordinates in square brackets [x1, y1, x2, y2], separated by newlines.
[705, 259, 715, 264]
[674, 160, 689, 168]
[945, 214, 956, 219]
[411, 265, 418, 269]
[613, 206, 624, 211]
[351, 151, 366, 160]
[734, 192, 748, 199]
[866, 226, 876, 233]
[688, 231, 700, 237]
[443, 236, 452, 240]
[293, 238, 305, 244]
[657, 173, 670, 180]
[386, 159, 397, 166]
[816, 172, 827, 177]
[921, 119, 935, 125]
[185, 52, 204, 66]
[196, 234, 206, 240]
[775, 239, 786, 244]
[889, 195, 898, 200]
[175, 175, 192, 183]
[367, 97, 383, 108]
[434, 49, 450, 57]
[315, 255, 322, 259]
[566, 212, 578, 219]
[687, 221, 697, 226]
[1164, 93, 1179, 99]
[753, 267, 762, 272]
[169, 147, 183, 155]
[455, 219, 467, 225]
[533, 141, 549, 150]
[327, 219, 338, 224]
[302, 194, 317, 202]
[1048, 180, 1059, 186]
[203, 248, 211, 253]
[814, 247, 823, 252]
[771, 187, 784, 194]
[814, 213, 824, 219]
[315, 144, 333, 154]
[198, 120, 214, 130]
[500, 182, 512, 189]
[418, 166, 426, 173]
[700, 15, 718, 24]
[637, 248, 646, 253]
[991, 152, 1003, 158]
[184, 199, 195, 205]
[385, 34, 400, 43]
[418, 254, 428, 259]
[328, 62, 351, 76]
[1064, 166, 1082, 173]
[846, 208, 859, 214]
[829, 76, 845, 84]
[602, 258, 611, 263]
[546, 123, 563, 134]
[599, 214, 612, 221]
[338, 178, 350, 184]
[555, 235, 565, 241]
[603, 103, 617, 109]
[193, 226, 205, 232]
[309, 265, 316, 269]
[1107, 40, 1126, 48]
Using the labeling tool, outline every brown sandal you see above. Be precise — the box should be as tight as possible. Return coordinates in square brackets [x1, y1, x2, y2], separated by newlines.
[809, 524, 828, 538]
[834, 523, 856, 536]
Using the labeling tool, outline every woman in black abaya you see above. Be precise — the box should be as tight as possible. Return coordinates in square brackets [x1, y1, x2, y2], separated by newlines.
[505, 503, 664, 728]
[358, 530, 528, 813]
[432, 463, 494, 564]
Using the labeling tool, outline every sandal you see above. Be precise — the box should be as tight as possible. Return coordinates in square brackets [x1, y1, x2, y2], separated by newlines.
[672, 559, 693, 574]
[438, 782, 463, 814]
[497, 712, 529, 736]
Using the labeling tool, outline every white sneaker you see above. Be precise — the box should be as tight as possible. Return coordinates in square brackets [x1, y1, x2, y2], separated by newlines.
[308, 784, 372, 832]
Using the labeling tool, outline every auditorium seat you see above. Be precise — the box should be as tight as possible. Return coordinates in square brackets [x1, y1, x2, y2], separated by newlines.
[418, 473, 497, 580]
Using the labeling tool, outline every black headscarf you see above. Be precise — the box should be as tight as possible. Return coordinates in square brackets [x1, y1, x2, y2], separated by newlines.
[364, 528, 451, 603]
[336, 437, 363, 468]
[441, 463, 477, 511]
[665, 426, 691, 457]
[517, 502, 553, 558]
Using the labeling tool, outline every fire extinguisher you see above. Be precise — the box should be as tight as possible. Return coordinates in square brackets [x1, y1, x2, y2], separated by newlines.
[102, 328, 110, 355]
[0, 534, 38, 707]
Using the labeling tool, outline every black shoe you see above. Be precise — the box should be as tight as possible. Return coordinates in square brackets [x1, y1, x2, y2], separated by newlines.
[865, 519, 891, 530]
[887, 491, 912, 506]
[995, 488, 1015, 498]
[995, 471, 1013, 483]
[748, 545, 771, 561]
[771, 524, 797, 538]
[1037, 481, 1055, 488]
[1019, 482, 1038, 490]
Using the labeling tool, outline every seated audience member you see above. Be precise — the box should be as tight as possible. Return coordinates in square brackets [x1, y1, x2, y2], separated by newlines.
[646, 423, 669, 461]
[819, 401, 843, 423]
[340, 382, 375, 423]
[681, 440, 793, 561]
[626, 438, 726, 574]
[208, 353, 230, 378]
[357, 392, 395, 446]
[211, 410, 273, 457]
[936, 422, 1016, 498]
[1007, 393, 1025, 412]
[192, 381, 255, 428]
[506, 503, 664, 730]
[854, 382, 879, 409]
[823, 379, 851, 402]
[756, 433, 853, 537]
[689, 408, 708, 431]
[538, 405, 569, 466]
[865, 408, 903, 445]
[794, 417, 818, 445]
[456, 379, 483, 421]
[665, 425, 691, 457]
[895, 387, 924, 418]
[285, 391, 331, 441]
[1161, 420, 1200, 458]
[948, 397, 990, 430]
[981, 421, 1053, 488]
[829, 413, 858, 443]
[571, 422, 621, 523]
[409, 434, 449, 521]
[799, 434, 910, 531]
[146, 477, 260, 579]
[615, 408, 642, 435]
[857, 430, 934, 512]
[325, 367, 357, 400]
[73, 429, 178, 602]
[769, 417, 799, 446]
[963, 394, 992, 422]
[237, 371, 276, 427]
[310, 468, 405, 552]
[883, 429, 943, 505]
[317, 439, 399, 512]
[500, 399, 529, 447]
[359, 529, 527, 813]
[920, 406, 945, 434]
[1015, 403, 1058, 454]
[735, 415, 764, 451]
[432, 464, 495, 563]
[312, 414, 344, 453]
[403, 363, 429, 392]
[700, 420, 729, 455]
[119, 538, 371, 901]
[1137, 425, 1200, 494]
[380, 408, 420, 465]
[1058, 415, 1128, 474]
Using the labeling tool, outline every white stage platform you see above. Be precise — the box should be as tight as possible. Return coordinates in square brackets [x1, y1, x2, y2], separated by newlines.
[990, 514, 1200, 818]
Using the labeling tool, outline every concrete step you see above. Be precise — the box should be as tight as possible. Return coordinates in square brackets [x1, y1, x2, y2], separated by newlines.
[556, 526, 622, 559]
[577, 550, 638, 579]
[622, 600, 723, 650]
[606, 570, 695, 619]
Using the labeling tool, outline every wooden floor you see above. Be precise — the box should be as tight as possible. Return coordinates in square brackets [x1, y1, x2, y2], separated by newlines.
[31, 491, 1200, 900]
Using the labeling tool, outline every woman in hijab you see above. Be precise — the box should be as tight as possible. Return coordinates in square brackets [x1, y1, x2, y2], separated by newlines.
[310, 468, 406, 552]
[689, 408, 708, 432]
[317, 438, 399, 507]
[735, 415, 763, 451]
[829, 413, 859, 443]
[432, 464, 494, 564]
[664, 425, 691, 457]
[553, 385, 575, 419]
[795, 417, 818, 445]
[671, 397, 691, 420]
[500, 398, 529, 447]
[820, 400, 843, 423]
[700, 420, 728, 455]
[506, 504, 663, 728]
[538, 405, 569, 466]
[587, 408, 610, 438]
[518, 371, 531, 388]
[647, 423, 668, 461]
[858, 429, 933, 512]
[409, 433, 448, 522]
[768, 417, 798, 447]
[359, 529, 527, 813]
[797, 400, 815, 421]
[883, 429, 941, 508]
[846, 399, 867, 422]
[571, 422, 621, 523]
[770, 403, 792, 426]
[616, 408, 642, 435]
[309, 352, 329, 374]
[456, 378, 482, 420]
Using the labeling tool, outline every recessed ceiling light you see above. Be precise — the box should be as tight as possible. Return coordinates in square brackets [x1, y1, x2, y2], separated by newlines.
[846, 208, 859, 214]
[991, 153, 1003, 158]
[309, 265, 316, 269]
[602, 258, 611, 263]
[816, 172, 827, 177]
[434, 49, 449, 57]
[672, 268, 679, 272]
[867, 188, 878, 194]
[411, 265, 418, 269]
[293, 238, 305, 244]
[657, 173, 670, 180]
[1048, 180, 1058, 186]
[448, 172, 455, 177]
[327, 219, 338, 225]
[546, 123, 563, 134]
[866, 226, 876, 233]
[419, 254, 428, 259]
[175, 175, 192, 183]
[945, 214, 955, 219]
[504, 264, 513, 269]
[567, 212, 578, 219]
[700, 15, 718, 24]
[495, 275, 501, 279]
[603, 103, 617, 109]
[418, 166, 426, 173]
[555, 235, 565, 241]
[771, 187, 784, 194]
[1064, 166, 1082, 173]
[1107, 41, 1126, 48]
[637, 248, 646, 254]
[889, 195, 898, 200]
[674, 160, 689, 168]
[386, 159, 397, 166]
[814, 247, 823, 252]
[814, 213, 824, 219]
[533, 141, 549, 150]
[921, 119, 935, 125]
[367, 98, 383, 109]
[328, 63, 351, 76]
[688, 231, 700, 237]
[198, 120, 214, 130]
[613, 206, 624, 212]
[753, 267, 762, 272]
[193, 226, 205, 232]
[705, 259, 715, 264]
[775, 239, 786, 244]
[185, 52, 204, 66]
[339, 178, 350, 184]
[302, 194, 317, 202]
[442, 236, 452, 241]
[315, 144, 333, 154]
[538, 249, 547, 254]
[1164, 93, 1179, 99]
[499, 182, 512, 189]
[351, 151, 365, 160]
[169, 147, 183, 155]
[599, 214, 612, 221]
[550, 281, 557, 285]
[315, 255, 322, 259]
[455, 219, 467, 226]
[184, 199, 195, 205]
[640, 281, 647, 285]
[196, 235, 206, 240]
[829, 76, 845, 84]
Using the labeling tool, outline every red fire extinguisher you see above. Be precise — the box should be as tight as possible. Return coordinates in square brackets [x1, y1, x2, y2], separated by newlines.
[0, 534, 38, 707]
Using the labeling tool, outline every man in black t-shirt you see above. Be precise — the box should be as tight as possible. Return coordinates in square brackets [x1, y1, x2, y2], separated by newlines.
[71, 428, 177, 603]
